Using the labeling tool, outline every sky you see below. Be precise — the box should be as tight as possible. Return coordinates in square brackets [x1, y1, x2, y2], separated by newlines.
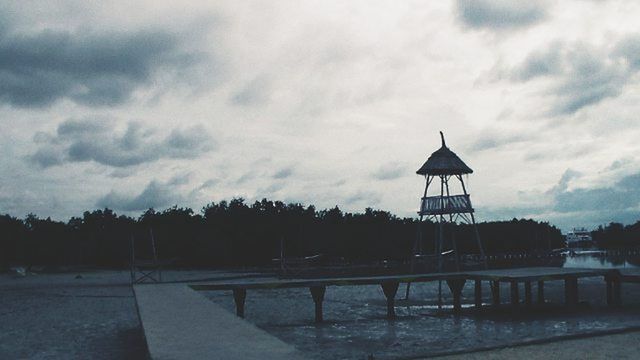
[1, 0, 640, 232]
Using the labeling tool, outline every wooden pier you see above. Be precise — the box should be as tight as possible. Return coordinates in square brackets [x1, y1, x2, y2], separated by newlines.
[189, 267, 627, 322]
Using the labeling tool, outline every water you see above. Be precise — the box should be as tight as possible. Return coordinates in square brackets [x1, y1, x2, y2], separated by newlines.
[563, 251, 640, 269]
[205, 255, 640, 359]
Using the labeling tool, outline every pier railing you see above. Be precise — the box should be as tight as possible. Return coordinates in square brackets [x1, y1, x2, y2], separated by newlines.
[419, 194, 473, 216]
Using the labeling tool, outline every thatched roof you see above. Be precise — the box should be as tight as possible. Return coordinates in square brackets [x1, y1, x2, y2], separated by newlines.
[416, 132, 473, 176]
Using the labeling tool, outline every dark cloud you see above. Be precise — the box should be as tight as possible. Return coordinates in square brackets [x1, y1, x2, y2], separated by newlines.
[235, 172, 255, 185]
[273, 167, 294, 179]
[29, 118, 214, 168]
[345, 190, 380, 206]
[260, 182, 285, 194]
[199, 179, 219, 189]
[480, 170, 640, 230]
[231, 76, 270, 106]
[513, 42, 563, 81]
[28, 148, 64, 167]
[456, 0, 547, 30]
[96, 180, 179, 211]
[614, 35, 640, 70]
[506, 41, 632, 115]
[468, 131, 529, 152]
[552, 171, 640, 213]
[372, 162, 406, 181]
[547, 169, 581, 194]
[0, 24, 197, 107]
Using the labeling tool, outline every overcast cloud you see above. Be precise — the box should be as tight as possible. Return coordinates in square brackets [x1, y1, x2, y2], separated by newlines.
[2, 1, 640, 232]
[29, 118, 214, 168]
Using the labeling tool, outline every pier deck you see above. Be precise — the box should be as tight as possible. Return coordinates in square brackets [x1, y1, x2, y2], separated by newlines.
[189, 267, 622, 321]
[134, 284, 302, 360]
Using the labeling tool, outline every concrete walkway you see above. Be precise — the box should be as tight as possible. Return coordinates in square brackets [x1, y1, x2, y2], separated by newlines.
[134, 284, 302, 360]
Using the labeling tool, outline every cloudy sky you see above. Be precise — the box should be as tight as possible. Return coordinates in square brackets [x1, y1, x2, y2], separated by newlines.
[1, 0, 640, 231]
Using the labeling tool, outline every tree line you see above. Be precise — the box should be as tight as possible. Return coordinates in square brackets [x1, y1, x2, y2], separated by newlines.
[0, 198, 570, 270]
[591, 222, 640, 249]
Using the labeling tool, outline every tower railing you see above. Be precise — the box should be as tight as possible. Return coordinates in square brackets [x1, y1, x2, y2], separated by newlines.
[419, 194, 473, 215]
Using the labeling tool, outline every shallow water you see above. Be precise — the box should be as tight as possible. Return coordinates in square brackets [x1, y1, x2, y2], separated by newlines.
[206, 257, 640, 359]
[563, 253, 640, 269]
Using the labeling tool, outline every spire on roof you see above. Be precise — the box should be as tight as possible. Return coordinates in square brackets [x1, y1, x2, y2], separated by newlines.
[416, 132, 473, 176]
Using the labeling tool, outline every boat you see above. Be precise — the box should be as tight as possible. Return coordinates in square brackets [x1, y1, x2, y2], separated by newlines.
[565, 228, 594, 249]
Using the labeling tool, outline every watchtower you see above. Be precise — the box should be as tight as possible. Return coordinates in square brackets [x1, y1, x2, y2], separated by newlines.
[413, 131, 486, 272]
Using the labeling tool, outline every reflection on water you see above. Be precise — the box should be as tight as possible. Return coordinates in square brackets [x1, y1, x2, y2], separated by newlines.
[563, 251, 640, 269]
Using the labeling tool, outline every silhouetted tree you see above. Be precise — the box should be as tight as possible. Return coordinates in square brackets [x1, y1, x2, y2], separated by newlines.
[0, 199, 603, 270]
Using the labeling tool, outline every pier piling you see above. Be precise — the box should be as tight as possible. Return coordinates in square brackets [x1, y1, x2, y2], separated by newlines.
[309, 286, 326, 323]
[381, 281, 400, 319]
[537, 281, 545, 304]
[233, 289, 247, 318]
[446, 279, 466, 313]
[606, 274, 622, 306]
[491, 281, 500, 306]
[564, 277, 579, 307]
[524, 281, 532, 307]
[474, 280, 482, 308]
[510, 281, 519, 306]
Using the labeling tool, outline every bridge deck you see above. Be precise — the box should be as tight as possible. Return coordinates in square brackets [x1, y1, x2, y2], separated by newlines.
[189, 267, 612, 291]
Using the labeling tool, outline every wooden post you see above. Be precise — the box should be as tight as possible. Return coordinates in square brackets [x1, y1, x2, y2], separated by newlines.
[524, 281, 532, 307]
[537, 281, 545, 304]
[474, 280, 482, 308]
[310, 286, 326, 323]
[381, 282, 400, 319]
[564, 277, 578, 307]
[447, 279, 466, 314]
[233, 289, 247, 318]
[491, 281, 500, 306]
[510, 281, 519, 306]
